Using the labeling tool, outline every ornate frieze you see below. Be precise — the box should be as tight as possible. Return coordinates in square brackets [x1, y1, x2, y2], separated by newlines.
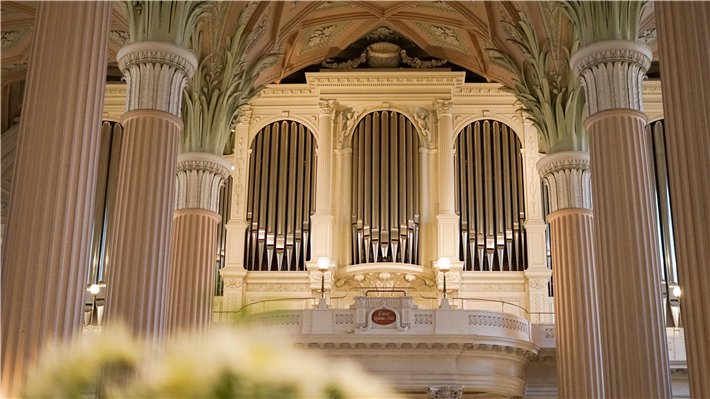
[246, 283, 311, 292]
[459, 283, 525, 292]
[536, 151, 592, 213]
[571, 40, 652, 116]
[118, 41, 198, 116]
[175, 152, 231, 213]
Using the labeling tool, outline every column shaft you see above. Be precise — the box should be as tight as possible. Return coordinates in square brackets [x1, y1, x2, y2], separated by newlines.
[167, 209, 220, 334]
[167, 152, 229, 334]
[1, 2, 111, 396]
[586, 110, 672, 398]
[548, 209, 604, 398]
[656, 3, 710, 395]
[104, 110, 182, 348]
[573, 39, 672, 397]
[104, 40, 196, 347]
[538, 152, 603, 397]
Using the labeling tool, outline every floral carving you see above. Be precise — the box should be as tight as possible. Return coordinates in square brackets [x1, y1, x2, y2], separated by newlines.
[109, 30, 129, 47]
[528, 278, 549, 290]
[175, 155, 230, 212]
[538, 152, 592, 213]
[223, 278, 243, 289]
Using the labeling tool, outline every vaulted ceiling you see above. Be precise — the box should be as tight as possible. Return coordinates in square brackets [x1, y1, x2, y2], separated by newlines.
[1, 1, 659, 87]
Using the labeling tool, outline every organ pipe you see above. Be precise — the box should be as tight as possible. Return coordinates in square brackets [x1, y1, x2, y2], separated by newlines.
[88, 121, 123, 285]
[455, 120, 527, 271]
[244, 121, 317, 271]
[352, 111, 420, 265]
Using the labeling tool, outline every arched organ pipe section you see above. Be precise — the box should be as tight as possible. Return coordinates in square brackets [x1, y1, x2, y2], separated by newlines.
[351, 111, 420, 265]
[454, 120, 527, 271]
[244, 121, 317, 271]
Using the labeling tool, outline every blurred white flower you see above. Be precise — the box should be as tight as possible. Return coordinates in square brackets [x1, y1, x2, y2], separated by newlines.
[25, 324, 399, 399]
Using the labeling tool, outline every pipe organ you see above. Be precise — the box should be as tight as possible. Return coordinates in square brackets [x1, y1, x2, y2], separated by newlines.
[215, 176, 232, 294]
[244, 121, 317, 271]
[88, 121, 123, 285]
[455, 120, 527, 271]
[646, 119, 680, 326]
[351, 111, 420, 265]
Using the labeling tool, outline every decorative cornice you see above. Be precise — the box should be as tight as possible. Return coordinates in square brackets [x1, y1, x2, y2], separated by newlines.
[118, 41, 197, 116]
[175, 152, 231, 213]
[571, 40, 651, 116]
[537, 151, 592, 213]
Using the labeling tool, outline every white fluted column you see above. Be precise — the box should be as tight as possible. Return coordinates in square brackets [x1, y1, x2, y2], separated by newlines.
[656, 3, 710, 396]
[311, 99, 335, 260]
[572, 40, 672, 398]
[420, 147, 438, 269]
[522, 120, 553, 323]
[221, 114, 250, 315]
[435, 99, 458, 261]
[167, 153, 230, 335]
[0, 3, 111, 397]
[104, 42, 197, 349]
[538, 152, 604, 398]
[333, 148, 353, 266]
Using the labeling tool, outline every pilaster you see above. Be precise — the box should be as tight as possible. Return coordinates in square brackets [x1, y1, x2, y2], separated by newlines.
[311, 99, 336, 259]
[572, 39, 672, 398]
[436, 100, 459, 262]
[333, 147, 353, 267]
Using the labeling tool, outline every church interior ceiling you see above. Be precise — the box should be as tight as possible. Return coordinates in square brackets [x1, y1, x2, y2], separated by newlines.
[0, 1, 659, 86]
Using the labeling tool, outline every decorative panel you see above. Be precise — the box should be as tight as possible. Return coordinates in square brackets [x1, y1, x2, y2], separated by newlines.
[455, 120, 527, 271]
[244, 121, 317, 271]
[351, 111, 420, 265]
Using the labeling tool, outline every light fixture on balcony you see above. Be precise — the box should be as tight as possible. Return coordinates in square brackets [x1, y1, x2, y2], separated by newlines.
[438, 257, 451, 309]
[672, 286, 681, 298]
[88, 284, 101, 326]
[317, 257, 330, 309]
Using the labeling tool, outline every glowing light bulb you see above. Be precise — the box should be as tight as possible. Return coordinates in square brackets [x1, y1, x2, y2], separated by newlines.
[317, 257, 330, 271]
[673, 286, 681, 298]
[438, 257, 451, 271]
[89, 284, 100, 295]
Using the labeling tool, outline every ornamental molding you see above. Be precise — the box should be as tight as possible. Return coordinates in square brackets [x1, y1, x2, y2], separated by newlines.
[537, 151, 592, 213]
[428, 386, 464, 399]
[413, 22, 468, 54]
[175, 152, 231, 213]
[637, 27, 657, 46]
[297, 340, 536, 360]
[335, 270, 436, 293]
[223, 278, 243, 289]
[469, 314, 529, 334]
[459, 283, 525, 292]
[117, 41, 198, 116]
[300, 22, 353, 54]
[571, 40, 651, 116]
[306, 73, 465, 89]
[246, 283, 311, 292]
[528, 278, 549, 290]
[1, 28, 30, 50]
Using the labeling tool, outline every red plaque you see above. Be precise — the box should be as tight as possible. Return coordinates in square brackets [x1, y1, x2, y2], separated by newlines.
[371, 309, 397, 325]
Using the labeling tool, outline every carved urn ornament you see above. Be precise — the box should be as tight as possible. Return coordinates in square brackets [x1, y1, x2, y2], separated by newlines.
[366, 42, 401, 68]
[322, 26, 447, 70]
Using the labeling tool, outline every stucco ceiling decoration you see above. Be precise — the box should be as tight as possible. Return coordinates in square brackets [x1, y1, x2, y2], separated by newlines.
[0, 1, 659, 87]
